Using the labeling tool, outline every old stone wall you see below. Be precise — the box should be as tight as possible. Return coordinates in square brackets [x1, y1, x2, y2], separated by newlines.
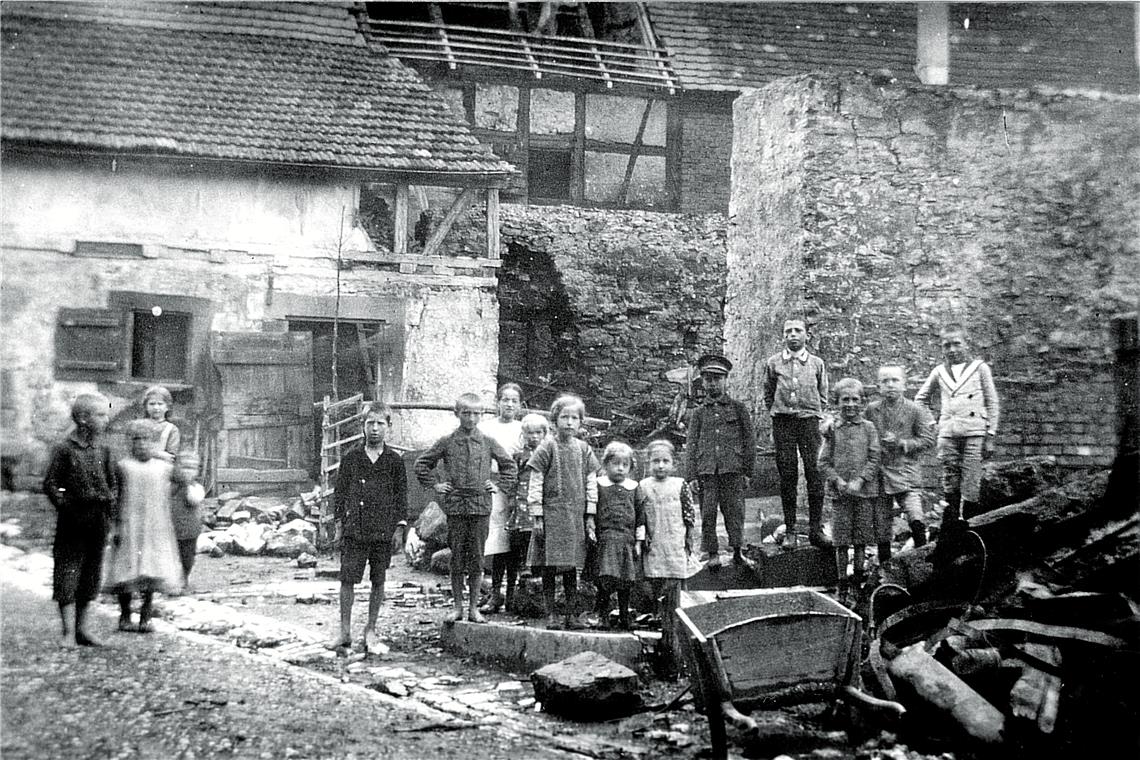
[499, 204, 728, 442]
[728, 73, 1140, 469]
[680, 99, 734, 215]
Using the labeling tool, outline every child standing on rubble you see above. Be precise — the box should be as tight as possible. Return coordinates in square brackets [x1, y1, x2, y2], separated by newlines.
[478, 383, 524, 614]
[915, 323, 1000, 526]
[527, 394, 599, 630]
[142, 385, 180, 462]
[43, 393, 116, 647]
[416, 394, 517, 624]
[864, 365, 936, 560]
[593, 442, 647, 630]
[640, 439, 696, 672]
[503, 413, 548, 613]
[104, 419, 184, 632]
[819, 378, 881, 602]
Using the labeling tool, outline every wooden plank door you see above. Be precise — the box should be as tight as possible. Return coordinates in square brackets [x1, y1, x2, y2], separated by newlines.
[210, 332, 313, 484]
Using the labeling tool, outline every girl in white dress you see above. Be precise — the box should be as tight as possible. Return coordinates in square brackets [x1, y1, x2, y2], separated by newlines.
[477, 383, 524, 613]
[142, 385, 180, 462]
[104, 419, 184, 632]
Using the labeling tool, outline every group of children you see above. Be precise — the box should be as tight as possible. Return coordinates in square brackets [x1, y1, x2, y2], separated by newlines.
[409, 388, 695, 641]
[44, 386, 204, 646]
[45, 316, 997, 649]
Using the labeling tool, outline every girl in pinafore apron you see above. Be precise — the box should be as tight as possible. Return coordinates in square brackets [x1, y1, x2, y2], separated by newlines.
[477, 383, 524, 614]
[593, 442, 647, 630]
[526, 394, 599, 630]
[639, 439, 697, 674]
[142, 385, 180, 463]
[104, 419, 184, 632]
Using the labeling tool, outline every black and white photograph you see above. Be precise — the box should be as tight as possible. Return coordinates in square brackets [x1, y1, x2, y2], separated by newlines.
[1, 1, 1137, 757]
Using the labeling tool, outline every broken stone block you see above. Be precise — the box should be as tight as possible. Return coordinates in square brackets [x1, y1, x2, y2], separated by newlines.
[227, 522, 269, 556]
[979, 456, 1063, 513]
[195, 534, 217, 555]
[264, 532, 316, 558]
[295, 552, 318, 569]
[230, 510, 252, 524]
[430, 547, 451, 575]
[415, 501, 449, 548]
[284, 499, 306, 522]
[531, 651, 642, 719]
[212, 531, 237, 555]
[278, 518, 317, 542]
[215, 501, 240, 522]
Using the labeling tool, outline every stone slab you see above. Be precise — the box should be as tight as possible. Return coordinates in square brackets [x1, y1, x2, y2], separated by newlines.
[440, 621, 645, 671]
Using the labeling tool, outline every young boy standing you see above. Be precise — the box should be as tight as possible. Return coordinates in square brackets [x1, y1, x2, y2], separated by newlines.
[330, 402, 408, 651]
[415, 394, 517, 624]
[819, 378, 880, 599]
[865, 365, 936, 558]
[763, 319, 830, 548]
[42, 393, 116, 647]
[686, 353, 755, 569]
[915, 324, 1000, 524]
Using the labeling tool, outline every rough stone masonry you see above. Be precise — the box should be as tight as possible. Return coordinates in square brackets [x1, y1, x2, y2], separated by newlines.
[727, 72, 1140, 470]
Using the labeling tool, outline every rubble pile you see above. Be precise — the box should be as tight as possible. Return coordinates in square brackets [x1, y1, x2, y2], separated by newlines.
[197, 490, 321, 560]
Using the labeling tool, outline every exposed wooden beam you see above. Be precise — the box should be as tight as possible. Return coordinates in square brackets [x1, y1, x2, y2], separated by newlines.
[393, 183, 409, 254]
[619, 100, 654, 204]
[486, 188, 500, 260]
[572, 92, 586, 204]
[665, 99, 683, 211]
[421, 188, 478, 258]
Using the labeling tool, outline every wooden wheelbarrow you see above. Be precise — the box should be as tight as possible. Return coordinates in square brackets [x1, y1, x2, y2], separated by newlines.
[675, 588, 905, 759]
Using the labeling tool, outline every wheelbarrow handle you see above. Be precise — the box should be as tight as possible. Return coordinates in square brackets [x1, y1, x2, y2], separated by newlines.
[841, 685, 907, 717]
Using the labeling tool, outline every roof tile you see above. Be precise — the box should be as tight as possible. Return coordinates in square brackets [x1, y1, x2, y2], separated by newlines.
[1, 2, 515, 176]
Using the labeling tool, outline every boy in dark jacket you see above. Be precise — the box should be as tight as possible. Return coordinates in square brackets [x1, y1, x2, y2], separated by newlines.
[686, 353, 755, 569]
[43, 393, 115, 647]
[329, 402, 408, 652]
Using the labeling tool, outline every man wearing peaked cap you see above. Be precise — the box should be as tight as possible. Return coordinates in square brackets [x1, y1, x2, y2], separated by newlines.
[685, 352, 755, 569]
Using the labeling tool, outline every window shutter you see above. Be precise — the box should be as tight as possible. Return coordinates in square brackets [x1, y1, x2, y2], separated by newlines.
[54, 308, 125, 380]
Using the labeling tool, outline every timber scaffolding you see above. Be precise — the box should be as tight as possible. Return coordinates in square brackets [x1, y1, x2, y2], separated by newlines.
[362, 17, 678, 93]
[316, 394, 612, 543]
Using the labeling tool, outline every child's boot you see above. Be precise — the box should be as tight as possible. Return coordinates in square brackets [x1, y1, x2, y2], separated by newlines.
[137, 593, 155, 633]
[910, 520, 928, 547]
[59, 603, 77, 647]
[117, 593, 134, 632]
[479, 590, 504, 615]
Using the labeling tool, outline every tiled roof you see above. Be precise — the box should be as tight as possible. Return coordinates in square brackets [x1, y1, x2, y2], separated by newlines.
[947, 3, 1138, 94]
[1, 2, 515, 177]
[647, 2, 917, 92]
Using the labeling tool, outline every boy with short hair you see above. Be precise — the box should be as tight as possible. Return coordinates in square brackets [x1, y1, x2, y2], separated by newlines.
[819, 378, 880, 599]
[915, 324, 1000, 525]
[42, 393, 116, 647]
[763, 318, 830, 548]
[329, 402, 408, 651]
[865, 365, 936, 559]
[685, 353, 755, 569]
[415, 393, 517, 624]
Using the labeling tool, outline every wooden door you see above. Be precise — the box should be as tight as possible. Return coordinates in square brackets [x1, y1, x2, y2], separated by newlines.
[210, 331, 313, 488]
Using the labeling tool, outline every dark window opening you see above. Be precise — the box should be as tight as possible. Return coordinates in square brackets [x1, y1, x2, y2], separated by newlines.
[529, 148, 572, 200]
[131, 310, 190, 381]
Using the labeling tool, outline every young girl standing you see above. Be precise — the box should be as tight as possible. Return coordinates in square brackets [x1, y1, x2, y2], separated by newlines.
[593, 442, 647, 630]
[503, 413, 548, 613]
[639, 439, 697, 670]
[527, 394, 599, 629]
[142, 385, 180, 463]
[478, 383, 524, 613]
[104, 419, 184, 632]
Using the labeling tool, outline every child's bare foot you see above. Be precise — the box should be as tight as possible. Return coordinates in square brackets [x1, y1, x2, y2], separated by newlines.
[468, 609, 486, 624]
[75, 629, 103, 647]
[59, 631, 77, 648]
[444, 608, 464, 624]
[363, 629, 388, 654]
[325, 633, 352, 650]
[135, 620, 154, 634]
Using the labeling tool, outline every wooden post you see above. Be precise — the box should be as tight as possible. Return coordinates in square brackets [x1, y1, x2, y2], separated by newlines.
[1109, 313, 1139, 505]
[394, 183, 409, 254]
[486, 188, 500, 260]
[572, 92, 586, 204]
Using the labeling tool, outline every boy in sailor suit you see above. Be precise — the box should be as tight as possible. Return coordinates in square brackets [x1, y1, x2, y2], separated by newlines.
[915, 324, 1000, 524]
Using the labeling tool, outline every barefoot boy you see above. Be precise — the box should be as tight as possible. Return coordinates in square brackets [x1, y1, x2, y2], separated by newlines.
[42, 393, 116, 646]
[415, 394, 517, 624]
[330, 402, 408, 651]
